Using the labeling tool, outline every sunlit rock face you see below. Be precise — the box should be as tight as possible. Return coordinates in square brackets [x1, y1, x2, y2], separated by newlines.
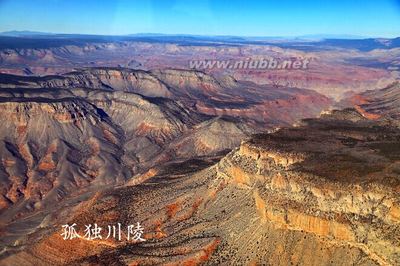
[0, 39, 397, 100]
[0, 61, 397, 264]
[0, 87, 223, 217]
[0, 67, 333, 128]
[341, 81, 400, 122]
[0, 67, 330, 218]
[3, 106, 399, 265]
[0, 67, 334, 262]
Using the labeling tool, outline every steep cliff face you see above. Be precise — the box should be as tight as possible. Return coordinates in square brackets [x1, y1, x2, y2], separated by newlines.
[213, 111, 400, 265]
[342, 82, 400, 122]
[2, 67, 331, 244]
[0, 85, 261, 259]
[0, 68, 172, 97]
[232, 64, 395, 101]
[0, 67, 333, 127]
[5, 108, 399, 266]
[0, 39, 396, 100]
[0, 99, 125, 210]
[0, 36, 399, 265]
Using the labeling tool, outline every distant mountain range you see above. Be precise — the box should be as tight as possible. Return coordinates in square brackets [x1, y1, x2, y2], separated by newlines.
[0, 31, 388, 40]
[0, 30, 55, 37]
[0, 31, 399, 52]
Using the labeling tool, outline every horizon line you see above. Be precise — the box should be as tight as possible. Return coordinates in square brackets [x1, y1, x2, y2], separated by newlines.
[0, 30, 398, 40]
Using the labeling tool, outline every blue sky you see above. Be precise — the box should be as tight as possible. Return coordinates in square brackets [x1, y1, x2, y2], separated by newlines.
[0, 0, 399, 37]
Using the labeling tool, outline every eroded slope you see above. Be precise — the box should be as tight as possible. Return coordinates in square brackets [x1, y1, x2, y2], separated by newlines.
[5, 108, 399, 265]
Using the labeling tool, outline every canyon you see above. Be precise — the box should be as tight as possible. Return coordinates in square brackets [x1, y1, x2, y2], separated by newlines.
[2, 101, 400, 265]
[0, 35, 399, 265]
[0, 35, 399, 100]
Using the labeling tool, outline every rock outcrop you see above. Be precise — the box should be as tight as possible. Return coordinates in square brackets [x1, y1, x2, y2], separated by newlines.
[3, 108, 399, 265]
[0, 87, 251, 255]
[0, 67, 333, 127]
[342, 82, 400, 122]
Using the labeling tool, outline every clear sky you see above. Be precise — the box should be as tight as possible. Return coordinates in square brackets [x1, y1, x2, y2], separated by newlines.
[0, 0, 399, 37]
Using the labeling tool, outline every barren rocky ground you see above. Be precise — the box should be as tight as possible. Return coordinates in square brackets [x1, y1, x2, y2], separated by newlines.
[0, 36, 399, 265]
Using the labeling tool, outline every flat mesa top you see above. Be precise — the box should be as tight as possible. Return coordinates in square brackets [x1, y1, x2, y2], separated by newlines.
[247, 109, 400, 187]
